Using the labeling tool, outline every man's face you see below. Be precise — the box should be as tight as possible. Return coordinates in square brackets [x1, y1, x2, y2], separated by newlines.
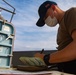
[44, 6, 58, 27]
[44, 7, 54, 21]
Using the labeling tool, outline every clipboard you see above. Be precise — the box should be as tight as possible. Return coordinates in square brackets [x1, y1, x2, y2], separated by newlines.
[17, 65, 48, 72]
[17, 65, 57, 72]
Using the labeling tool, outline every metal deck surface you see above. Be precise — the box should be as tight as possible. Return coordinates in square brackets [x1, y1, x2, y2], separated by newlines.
[0, 68, 74, 75]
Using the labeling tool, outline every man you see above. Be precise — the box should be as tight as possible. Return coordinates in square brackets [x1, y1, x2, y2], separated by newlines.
[35, 1, 76, 74]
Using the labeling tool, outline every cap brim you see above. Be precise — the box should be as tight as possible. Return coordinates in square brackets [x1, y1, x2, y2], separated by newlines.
[36, 18, 45, 27]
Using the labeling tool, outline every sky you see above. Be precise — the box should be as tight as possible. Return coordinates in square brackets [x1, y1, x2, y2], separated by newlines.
[0, 0, 76, 51]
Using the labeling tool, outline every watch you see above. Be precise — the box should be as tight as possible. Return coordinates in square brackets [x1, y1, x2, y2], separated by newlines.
[43, 54, 51, 65]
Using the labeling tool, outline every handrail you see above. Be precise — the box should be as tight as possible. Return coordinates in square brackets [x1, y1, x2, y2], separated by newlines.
[0, 0, 16, 22]
[0, 7, 15, 14]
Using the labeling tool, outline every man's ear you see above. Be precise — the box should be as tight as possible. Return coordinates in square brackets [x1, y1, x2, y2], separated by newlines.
[51, 4, 55, 11]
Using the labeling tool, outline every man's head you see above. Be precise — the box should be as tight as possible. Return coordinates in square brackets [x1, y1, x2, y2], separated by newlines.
[36, 1, 58, 27]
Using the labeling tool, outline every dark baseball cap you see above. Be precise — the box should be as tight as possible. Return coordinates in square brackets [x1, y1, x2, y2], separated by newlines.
[36, 1, 57, 27]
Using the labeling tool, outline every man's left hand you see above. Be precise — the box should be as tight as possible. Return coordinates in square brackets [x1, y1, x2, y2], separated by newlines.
[34, 53, 45, 60]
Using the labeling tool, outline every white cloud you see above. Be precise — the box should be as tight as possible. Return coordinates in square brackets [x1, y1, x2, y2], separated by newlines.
[14, 33, 57, 51]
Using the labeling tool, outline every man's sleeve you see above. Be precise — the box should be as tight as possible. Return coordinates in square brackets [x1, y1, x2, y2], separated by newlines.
[65, 8, 76, 35]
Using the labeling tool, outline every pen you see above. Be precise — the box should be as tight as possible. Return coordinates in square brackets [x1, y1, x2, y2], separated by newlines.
[40, 49, 44, 54]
